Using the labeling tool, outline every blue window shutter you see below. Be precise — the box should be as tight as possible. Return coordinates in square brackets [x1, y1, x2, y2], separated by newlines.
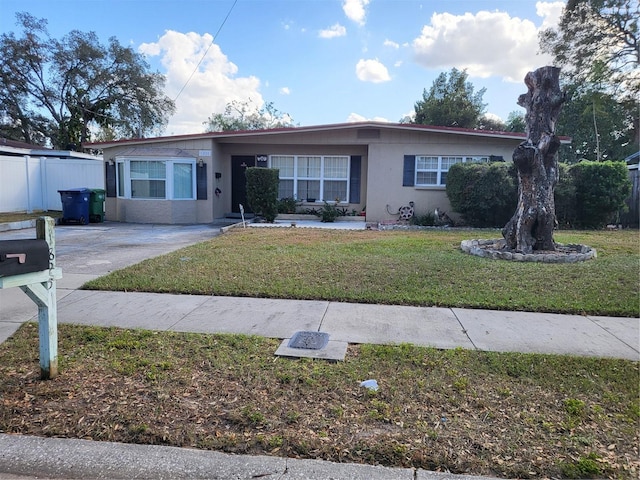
[349, 156, 361, 203]
[196, 163, 207, 200]
[403, 155, 415, 186]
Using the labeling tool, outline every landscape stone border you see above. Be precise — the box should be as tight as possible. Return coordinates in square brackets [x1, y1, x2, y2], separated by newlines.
[460, 238, 597, 263]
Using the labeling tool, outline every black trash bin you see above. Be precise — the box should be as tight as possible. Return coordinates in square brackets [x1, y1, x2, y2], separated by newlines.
[58, 188, 90, 225]
[89, 188, 106, 223]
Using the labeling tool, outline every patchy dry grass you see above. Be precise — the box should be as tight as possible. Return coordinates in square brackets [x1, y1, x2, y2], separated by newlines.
[0, 211, 61, 223]
[85, 228, 639, 317]
[0, 324, 637, 479]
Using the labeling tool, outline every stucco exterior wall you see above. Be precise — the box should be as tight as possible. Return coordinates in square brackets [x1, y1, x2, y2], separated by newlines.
[97, 124, 529, 225]
[364, 130, 522, 222]
[104, 138, 219, 223]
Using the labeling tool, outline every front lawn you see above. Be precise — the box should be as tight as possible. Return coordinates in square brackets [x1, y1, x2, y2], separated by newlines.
[84, 228, 639, 317]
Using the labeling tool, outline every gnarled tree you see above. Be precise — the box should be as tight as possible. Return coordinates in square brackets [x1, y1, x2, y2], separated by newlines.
[502, 66, 566, 253]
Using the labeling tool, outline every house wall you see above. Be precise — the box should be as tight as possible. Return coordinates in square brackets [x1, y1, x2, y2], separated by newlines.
[218, 142, 368, 211]
[365, 130, 522, 222]
[100, 125, 527, 225]
[105, 138, 218, 224]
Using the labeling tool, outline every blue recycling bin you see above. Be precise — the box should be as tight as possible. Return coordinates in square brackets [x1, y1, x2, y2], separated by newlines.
[58, 188, 90, 225]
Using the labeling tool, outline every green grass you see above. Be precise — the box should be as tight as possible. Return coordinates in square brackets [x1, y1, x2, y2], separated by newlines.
[0, 323, 637, 478]
[84, 228, 640, 317]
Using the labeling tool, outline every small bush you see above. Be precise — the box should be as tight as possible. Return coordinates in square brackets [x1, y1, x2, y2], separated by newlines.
[245, 168, 279, 222]
[316, 202, 341, 222]
[277, 197, 299, 214]
[446, 162, 517, 227]
[412, 212, 438, 226]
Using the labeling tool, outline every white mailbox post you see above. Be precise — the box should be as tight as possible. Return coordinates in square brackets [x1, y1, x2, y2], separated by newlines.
[0, 217, 62, 379]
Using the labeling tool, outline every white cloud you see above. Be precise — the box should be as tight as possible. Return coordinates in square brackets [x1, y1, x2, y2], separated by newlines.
[139, 30, 263, 135]
[383, 39, 400, 49]
[411, 3, 562, 82]
[343, 0, 370, 26]
[319, 23, 347, 39]
[355, 59, 391, 83]
[279, 87, 291, 95]
[347, 112, 390, 123]
[536, 1, 565, 29]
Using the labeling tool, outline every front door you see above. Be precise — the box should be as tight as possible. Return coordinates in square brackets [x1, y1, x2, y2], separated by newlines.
[231, 156, 256, 213]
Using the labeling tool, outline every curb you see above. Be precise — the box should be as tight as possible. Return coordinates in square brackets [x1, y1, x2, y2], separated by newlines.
[0, 219, 37, 232]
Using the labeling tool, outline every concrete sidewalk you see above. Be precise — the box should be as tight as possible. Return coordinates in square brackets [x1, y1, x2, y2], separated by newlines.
[0, 220, 638, 480]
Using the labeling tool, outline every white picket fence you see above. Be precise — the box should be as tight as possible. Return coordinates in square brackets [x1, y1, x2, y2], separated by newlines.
[0, 155, 104, 213]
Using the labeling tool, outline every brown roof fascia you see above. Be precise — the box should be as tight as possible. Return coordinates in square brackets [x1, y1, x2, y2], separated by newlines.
[83, 121, 570, 148]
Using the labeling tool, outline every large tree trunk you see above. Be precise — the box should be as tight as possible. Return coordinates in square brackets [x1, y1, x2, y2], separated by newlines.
[502, 66, 566, 254]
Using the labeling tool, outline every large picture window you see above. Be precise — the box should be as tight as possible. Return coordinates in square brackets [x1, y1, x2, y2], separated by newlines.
[116, 158, 197, 200]
[415, 155, 489, 186]
[270, 155, 349, 202]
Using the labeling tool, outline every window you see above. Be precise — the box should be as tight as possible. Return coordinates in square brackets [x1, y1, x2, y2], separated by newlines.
[270, 155, 350, 202]
[415, 155, 489, 186]
[116, 158, 197, 200]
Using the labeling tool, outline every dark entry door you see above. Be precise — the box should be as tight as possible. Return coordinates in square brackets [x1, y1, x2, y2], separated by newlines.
[231, 155, 256, 213]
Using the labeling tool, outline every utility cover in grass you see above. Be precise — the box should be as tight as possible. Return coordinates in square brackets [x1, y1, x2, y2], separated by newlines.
[288, 331, 330, 350]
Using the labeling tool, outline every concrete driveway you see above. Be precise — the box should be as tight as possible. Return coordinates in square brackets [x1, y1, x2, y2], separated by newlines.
[0, 221, 230, 326]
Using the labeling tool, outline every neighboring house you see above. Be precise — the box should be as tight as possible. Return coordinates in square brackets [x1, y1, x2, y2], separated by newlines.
[85, 122, 564, 224]
[0, 138, 104, 213]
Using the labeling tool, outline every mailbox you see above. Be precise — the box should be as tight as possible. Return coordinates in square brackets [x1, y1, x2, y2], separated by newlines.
[0, 239, 50, 277]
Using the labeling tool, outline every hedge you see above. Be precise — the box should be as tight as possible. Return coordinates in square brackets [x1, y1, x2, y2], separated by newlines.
[446, 160, 631, 229]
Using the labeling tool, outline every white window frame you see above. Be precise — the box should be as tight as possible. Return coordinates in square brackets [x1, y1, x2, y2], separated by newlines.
[269, 154, 350, 203]
[415, 155, 489, 186]
[115, 157, 197, 200]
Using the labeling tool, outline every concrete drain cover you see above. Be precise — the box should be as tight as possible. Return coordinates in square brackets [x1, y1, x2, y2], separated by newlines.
[288, 331, 329, 350]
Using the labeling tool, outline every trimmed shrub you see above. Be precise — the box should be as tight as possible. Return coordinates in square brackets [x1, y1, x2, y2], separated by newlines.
[447, 160, 632, 229]
[245, 167, 279, 222]
[446, 162, 517, 227]
[571, 160, 631, 228]
[554, 162, 577, 228]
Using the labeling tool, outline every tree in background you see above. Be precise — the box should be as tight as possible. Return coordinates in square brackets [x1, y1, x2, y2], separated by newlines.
[0, 13, 175, 150]
[504, 111, 526, 133]
[204, 99, 294, 132]
[539, 0, 639, 159]
[556, 86, 638, 163]
[539, 0, 639, 104]
[412, 68, 487, 129]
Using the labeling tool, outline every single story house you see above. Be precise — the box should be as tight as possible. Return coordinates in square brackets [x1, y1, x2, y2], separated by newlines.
[85, 121, 549, 224]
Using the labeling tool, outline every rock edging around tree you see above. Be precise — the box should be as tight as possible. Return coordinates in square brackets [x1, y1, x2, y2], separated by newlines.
[460, 238, 597, 263]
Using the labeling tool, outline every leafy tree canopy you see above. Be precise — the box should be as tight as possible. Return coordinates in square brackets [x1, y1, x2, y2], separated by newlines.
[557, 85, 638, 163]
[0, 13, 175, 150]
[539, 0, 639, 102]
[204, 99, 295, 132]
[413, 68, 487, 129]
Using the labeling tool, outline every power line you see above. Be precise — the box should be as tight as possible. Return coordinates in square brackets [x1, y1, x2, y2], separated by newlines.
[173, 0, 239, 103]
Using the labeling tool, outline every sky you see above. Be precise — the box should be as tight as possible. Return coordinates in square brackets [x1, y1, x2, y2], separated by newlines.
[1, 0, 566, 136]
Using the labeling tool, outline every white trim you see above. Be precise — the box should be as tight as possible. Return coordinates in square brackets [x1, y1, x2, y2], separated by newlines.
[115, 156, 197, 200]
[269, 154, 350, 203]
[415, 155, 489, 186]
